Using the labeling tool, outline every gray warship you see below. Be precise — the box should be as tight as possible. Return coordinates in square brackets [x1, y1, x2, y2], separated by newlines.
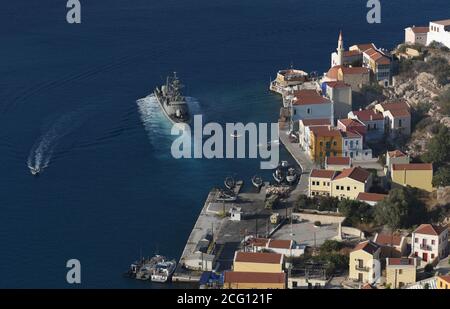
[154, 72, 190, 124]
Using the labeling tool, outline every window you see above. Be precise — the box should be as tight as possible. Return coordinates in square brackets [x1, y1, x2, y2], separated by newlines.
[341, 186, 344, 190]
[347, 186, 350, 191]
[293, 110, 297, 115]
[323, 182, 326, 186]
[293, 281, 298, 288]
[327, 182, 330, 186]
[432, 240, 435, 245]
[326, 142, 331, 148]
[333, 141, 337, 146]
[333, 151, 337, 156]
[399, 269, 403, 275]
[356, 140, 359, 145]
[312, 181, 315, 185]
[326, 151, 330, 157]
[345, 141, 348, 146]
[414, 238, 418, 243]
[431, 254, 435, 259]
[398, 119, 402, 127]
[319, 141, 323, 146]
[374, 123, 377, 129]
[307, 108, 311, 114]
[336, 185, 339, 190]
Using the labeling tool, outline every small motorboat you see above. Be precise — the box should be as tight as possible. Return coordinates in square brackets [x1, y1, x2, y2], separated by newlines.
[224, 176, 236, 190]
[251, 175, 263, 188]
[30, 167, 40, 176]
[216, 189, 237, 202]
[272, 168, 285, 184]
[151, 259, 177, 283]
[286, 167, 298, 184]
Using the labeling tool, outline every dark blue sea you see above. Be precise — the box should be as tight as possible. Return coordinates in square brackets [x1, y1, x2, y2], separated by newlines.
[0, 0, 447, 288]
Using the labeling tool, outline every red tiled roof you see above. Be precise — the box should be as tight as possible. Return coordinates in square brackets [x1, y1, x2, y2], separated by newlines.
[224, 271, 286, 284]
[310, 169, 336, 179]
[361, 283, 375, 289]
[249, 238, 269, 247]
[433, 19, 450, 26]
[392, 163, 432, 171]
[326, 66, 341, 80]
[268, 239, 291, 249]
[357, 192, 387, 203]
[292, 90, 331, 106]
[326, 156, 351, 166]
[338, 118, 366, 128]
[344, 50, 361, 57]
[341, 66, 371, 75]
[388, 150, 406, 158]
[234, 252, 283, 264]
[333, 167, 370, 183]
[414, 224, 447, 236]
[410, 26, 429, 34]
[352, 240, 380, 254]
[352, 43, 377, 52]
[386, 258, 415, 266]
[300, 119, 331, 127]
[364, 48, 391, 65]
[373, 233, 403, 246]
[351, 109, 384, 121]
[326, 81, 351, 89]
[439, 275, 450, 284]
[310, 126, 342, 138]
[341, 131, 362, 139]
[387, 109, 410, 118]
[380, 101, 410, 111]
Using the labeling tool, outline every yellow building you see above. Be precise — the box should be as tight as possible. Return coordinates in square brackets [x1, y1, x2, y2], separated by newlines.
[233, 251, 284, 273]
[437, 275, 450, 289]
[391, 163, 433, 192]
[332, 167, 372, 200]
[385, 258, 417, 289]
[223, 271, 286, 289]
[349, 241, 381, 284]
[308, 169, 336, 197]
[309, 126, 343, 163]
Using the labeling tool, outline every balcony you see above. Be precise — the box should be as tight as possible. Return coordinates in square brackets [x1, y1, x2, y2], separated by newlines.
[355, 265, 370, 272]
[420, 244, 432, 251]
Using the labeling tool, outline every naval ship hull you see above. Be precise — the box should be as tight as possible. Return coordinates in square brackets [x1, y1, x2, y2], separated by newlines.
[154, 87, 190, 125]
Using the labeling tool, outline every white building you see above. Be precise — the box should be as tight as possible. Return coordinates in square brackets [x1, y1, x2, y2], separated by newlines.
[324, 81, 352, 120]
[411, 224, 449, 266]
[248, 238, 305, 258]
[286, 89, 334, 124]
[427, 19, 450, 48]
[405, 26, 429, 45]
[341, 131, 372, 161]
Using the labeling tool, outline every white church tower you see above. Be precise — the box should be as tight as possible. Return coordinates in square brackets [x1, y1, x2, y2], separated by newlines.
[336, 30, 344, 66]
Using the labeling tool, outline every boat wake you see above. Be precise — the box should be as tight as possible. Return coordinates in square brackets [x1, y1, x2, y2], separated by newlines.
[27, 109, 88, 175]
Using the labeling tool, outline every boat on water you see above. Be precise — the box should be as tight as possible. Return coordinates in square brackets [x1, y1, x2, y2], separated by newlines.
[251, 175, 263, 188]
[125, 255, 164, 280]
[151, 259, 177, 283]
[273, 167, 285, 184]
[30, 167, 40, 176]
[224, 176, 236, 190]
[154, 72, 190, 124]
[286, 167, 298, 184]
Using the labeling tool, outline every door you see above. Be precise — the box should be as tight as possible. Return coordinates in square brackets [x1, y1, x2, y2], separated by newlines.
[422, 252, 428, 262]
[358, 273, 363, 282]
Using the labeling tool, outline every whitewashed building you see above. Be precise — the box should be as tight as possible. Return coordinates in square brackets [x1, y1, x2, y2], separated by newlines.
[411, 224, 449, 266]
[427, 19, 450, 48]
[405, 26, 429, 45]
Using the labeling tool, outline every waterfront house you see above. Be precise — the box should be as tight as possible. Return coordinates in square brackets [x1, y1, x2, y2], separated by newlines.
[411, 224, 448, 266]
[341, 131, 373, 161]
[386, 150, 410, 174]
[437, 275, 450, 289]
[324, 81, 352, 119]
[375, 101, 411, 137]
[362, 48, 392, 86]
[349, 43, 377, 54]
[308, 126, 342, 163]
[288, 89, 334, 123]
[349, 240, 381, 284]
[332, 167, 372, 200]
[373, 233, 407, 258]
[337, 118, 367, 139]
[405, 26, 429, 45]
[325, 156, 351, 171]
[391, 163, 433, 192]
[298, 119, 331, 151]
[325, 65, 371, 92]
[357, 192, 387, 207]
[385, 258, 417, 289]
[248, 238, 305, 258]
[427, 19, 450, 48]
[223, 271, 286, 289]
[308, 169, 336, 197]
[233, 251, 284, 273]
[348, 109, 384, 140]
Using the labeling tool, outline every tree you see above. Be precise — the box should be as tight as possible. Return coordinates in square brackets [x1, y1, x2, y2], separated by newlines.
[433, 166, 450, 187]
[338, 199, 374, 227]
[422, 125, 450, 167]
[374, 187, 427, 229]
[320, 240, 344, 254]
